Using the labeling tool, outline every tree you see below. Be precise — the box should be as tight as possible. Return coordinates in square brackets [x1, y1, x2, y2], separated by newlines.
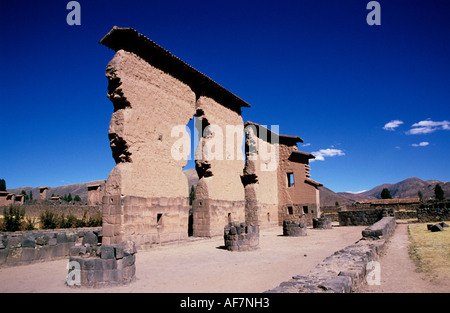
[418, 190, 423, 201]
[74, 195, 81, 202]
[335, 201, 340, 207]
[189, 186, 196, 206]
[21, 190, 29, 202]
[67, 193, 73, 202]
[0, 179, 6, 191]
[381, 188, 393, 199]
[435, 184, 445, 201]
[28, 190, 33, 202]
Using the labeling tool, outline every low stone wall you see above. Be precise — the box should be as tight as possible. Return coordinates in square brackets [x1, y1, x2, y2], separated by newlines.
[0, 227, 101, 268]
[68, 240, 136, 287]
[338, 208, 394, 226]
[283, 220, 307, 236]
[265, 216, 395, 293]
[320, 206, 341, 222]
[223, 222, 259, 252]
[417, 207, 450, 222]
[362, 217, 396, 239]
[395, 210, 417, 220]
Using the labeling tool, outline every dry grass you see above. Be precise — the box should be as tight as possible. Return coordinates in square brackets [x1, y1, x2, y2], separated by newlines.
[408, 222, 450, 281]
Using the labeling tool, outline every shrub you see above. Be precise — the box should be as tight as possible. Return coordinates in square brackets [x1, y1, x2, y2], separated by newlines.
[59, 213, 78, 229]
[23, 217, 36, 231]
[86, 211, 102, 227]
[39, 209, 59, 230]
[38, 208, 101, 230]
[1, 205, 25, 232]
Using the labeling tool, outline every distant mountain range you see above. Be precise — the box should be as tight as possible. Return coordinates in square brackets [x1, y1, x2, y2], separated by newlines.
[336, 177, 450, 203]
[6, 172, 448, 207]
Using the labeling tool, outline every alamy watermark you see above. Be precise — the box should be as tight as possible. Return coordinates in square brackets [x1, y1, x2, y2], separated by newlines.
[170, 118, 279, 171]
[366, 260, 381, 285]
[66, 260, 81, 286]
[366, 1, 381, 26]
[66, 1, 81, 26]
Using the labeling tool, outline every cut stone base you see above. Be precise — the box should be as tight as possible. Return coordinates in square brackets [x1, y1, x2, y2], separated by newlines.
[283, 220, 307, 236]
[223, 222, 259, 252]
[67, 241, 136, 288]
[313, 216, 332, 229]
[102, 195, 189, 247]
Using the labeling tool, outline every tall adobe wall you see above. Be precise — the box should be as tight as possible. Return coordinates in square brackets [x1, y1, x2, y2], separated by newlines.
[100, 27, 249, 245]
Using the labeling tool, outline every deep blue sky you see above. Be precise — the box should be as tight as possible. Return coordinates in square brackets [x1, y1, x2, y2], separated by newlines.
[1, 0, 449, 192]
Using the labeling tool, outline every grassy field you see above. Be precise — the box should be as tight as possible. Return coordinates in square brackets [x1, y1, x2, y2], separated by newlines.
[408, 222, 450, 281]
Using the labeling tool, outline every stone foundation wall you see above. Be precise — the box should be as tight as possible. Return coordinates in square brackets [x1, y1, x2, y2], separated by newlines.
[223, 222, 259, 252]
[68, 240, 136, 288]
[102, 195, 189, 247]
[0, 227, 101, 268]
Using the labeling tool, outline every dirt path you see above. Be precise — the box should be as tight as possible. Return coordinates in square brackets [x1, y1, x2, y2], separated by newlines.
[363, 222, 450, 293]
[0, 226, 365, 293]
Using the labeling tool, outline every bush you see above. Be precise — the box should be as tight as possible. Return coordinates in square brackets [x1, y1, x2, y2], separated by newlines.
[59, 213, 78, 229]
[86, 211, 102, 227]
[40, 209, 59, 230]
[1, 205, 25, 232]
[39, 208, 102, 230]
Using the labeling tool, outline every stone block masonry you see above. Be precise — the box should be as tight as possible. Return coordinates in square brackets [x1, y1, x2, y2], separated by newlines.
[338, 208, 394, 226]
[0, 227, 101, 268]
[313, 215, 332, 229]
[282, 220, 307, 236]
[102, 195, 189, 248]
[266, 216, 396, 293]
[67, 240, 136, 288]
[362, 216, 396, 239]
[223, 222, 259, 252]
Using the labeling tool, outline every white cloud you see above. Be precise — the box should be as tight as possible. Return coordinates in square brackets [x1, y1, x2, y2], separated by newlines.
[302, 143, 311, 147]
[411, 141, 429, 147]
[407, 119, 450, 135]
[310, 148, 345, 161]
[383, 120, 404, 131]
[345, 190, 368, 194]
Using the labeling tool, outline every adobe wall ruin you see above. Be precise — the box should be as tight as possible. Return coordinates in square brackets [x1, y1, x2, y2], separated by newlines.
[277, 136, 322, 226]
[87, 184, 104, 206]
[99, 27, 322, 247]
[100, 27, 250, 246]
[242, 122, 279, 228]
[192, 96, 246, 237]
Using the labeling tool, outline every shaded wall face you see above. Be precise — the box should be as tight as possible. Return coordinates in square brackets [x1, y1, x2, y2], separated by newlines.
[192, 96, 246, 237]
[243, 126, 279, 227]
[194, 96, 245, 202]
[104, 49, 196, 199]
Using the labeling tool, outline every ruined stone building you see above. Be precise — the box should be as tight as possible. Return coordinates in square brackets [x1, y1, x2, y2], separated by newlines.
[87, 184, 105, 206]
[243, 121, 322, 228]
[99, 27, 321, 247]
[0, 191, 14, 206]
[38, 187, 48, 202]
